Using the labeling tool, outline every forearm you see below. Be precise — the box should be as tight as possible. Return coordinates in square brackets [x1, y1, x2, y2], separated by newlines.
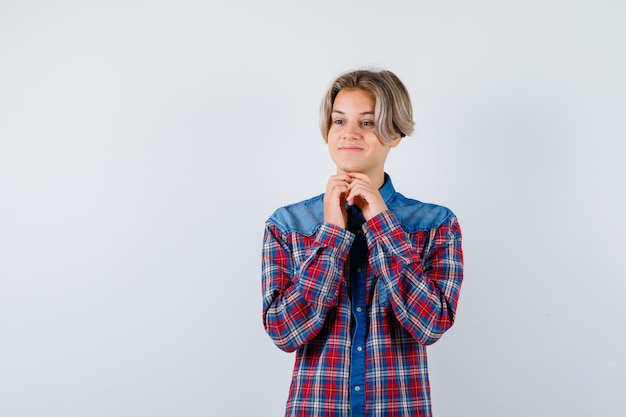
[262, 222, 354, 352]
[365, 211, 464, 345]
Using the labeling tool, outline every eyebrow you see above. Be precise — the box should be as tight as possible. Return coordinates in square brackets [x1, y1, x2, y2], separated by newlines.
[331, 110, 375, 115]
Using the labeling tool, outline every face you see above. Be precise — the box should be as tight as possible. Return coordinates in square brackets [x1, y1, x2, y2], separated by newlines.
[327, 88, 401, 179]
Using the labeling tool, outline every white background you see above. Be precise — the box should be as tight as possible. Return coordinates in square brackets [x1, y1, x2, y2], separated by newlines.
[1, 1, 625, 416]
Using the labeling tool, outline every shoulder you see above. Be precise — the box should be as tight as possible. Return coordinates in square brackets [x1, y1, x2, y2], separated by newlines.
[267, 194, 325, 236]
[388, 192, 458, 233]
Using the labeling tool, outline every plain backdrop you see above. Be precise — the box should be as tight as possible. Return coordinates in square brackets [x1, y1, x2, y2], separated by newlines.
[1, 1, 625, 416]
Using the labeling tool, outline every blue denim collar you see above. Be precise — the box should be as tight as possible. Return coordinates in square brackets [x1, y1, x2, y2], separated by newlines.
[380, 173, 396, 205]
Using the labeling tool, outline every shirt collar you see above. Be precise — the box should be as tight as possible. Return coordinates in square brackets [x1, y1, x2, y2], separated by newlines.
[379, 172, 397, 204]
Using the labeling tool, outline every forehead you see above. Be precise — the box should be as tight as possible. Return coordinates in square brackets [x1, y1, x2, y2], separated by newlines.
[332, 88, 375, 111]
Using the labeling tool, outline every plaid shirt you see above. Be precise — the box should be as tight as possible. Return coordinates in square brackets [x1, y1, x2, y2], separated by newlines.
[262, 175, 463, 417]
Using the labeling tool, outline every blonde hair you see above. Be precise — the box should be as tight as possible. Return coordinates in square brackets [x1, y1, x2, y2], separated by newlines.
[319, 68, 415, 144]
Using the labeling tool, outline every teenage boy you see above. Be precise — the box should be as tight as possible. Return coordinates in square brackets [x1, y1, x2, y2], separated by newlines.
[262, 68, 464, 417]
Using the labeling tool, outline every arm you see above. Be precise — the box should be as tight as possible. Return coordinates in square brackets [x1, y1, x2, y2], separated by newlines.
[365, 210, 464, 345]
[261, 221, 354, 352]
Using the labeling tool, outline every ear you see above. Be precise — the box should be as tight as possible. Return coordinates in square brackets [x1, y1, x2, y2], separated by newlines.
[389, 135, 403, 149]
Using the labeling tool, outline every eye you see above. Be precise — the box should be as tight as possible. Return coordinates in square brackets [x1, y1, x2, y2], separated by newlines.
[361, 120, 374, 127]
[333, 119, 344, 125]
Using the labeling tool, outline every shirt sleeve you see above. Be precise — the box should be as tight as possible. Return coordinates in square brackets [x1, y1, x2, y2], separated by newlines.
[364, 210, 464, 345]
[261, 221, 354, 352]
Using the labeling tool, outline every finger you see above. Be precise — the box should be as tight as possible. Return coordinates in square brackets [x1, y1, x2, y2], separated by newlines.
[328, 183, 350, 205]
[346, 187, 368, 206]
[346, 172, 373, 184]
[327, 176, 350, 190]
[330, 174, 353, 184]
[347, 182, 371, 199]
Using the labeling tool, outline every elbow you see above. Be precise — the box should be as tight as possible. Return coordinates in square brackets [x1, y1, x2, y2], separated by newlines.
[263, 323, 301, 352]
[414, 309, 456, 346]
[414, 323, 451, 346]
[262, 308, 303, 352]
[416, 330, 445, 346]
[272, 338, 299, 353]
[262, 294, 328, 353]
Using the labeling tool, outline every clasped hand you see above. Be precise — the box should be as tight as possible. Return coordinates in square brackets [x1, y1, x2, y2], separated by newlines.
[323, 172, 387, 229]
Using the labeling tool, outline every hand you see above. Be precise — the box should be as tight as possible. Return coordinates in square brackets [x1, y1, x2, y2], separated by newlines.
[323, 174, 351, 228]
[324, 173, 388, 228]
[344, 172, 388, 221]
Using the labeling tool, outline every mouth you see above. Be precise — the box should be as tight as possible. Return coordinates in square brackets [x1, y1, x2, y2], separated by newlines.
[338, 147, 363, 151]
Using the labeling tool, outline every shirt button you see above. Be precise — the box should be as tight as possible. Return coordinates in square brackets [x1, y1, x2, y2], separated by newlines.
[356, 307, 363, 313]
[356, 267, 362, 273]
[357, 346, 363, 352]
[354, 386, 361, 392]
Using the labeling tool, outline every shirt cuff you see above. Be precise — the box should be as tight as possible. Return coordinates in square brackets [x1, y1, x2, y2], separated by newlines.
[315, 222, 355, 254]
[363, 210, 401, 243]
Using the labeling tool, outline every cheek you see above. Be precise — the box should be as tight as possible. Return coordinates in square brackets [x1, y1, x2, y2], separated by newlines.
[326, 131, 340, 145]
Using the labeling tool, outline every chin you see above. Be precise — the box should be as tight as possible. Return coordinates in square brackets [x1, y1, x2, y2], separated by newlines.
[337, 166, 361, 174]
[335, 161, 362, 172]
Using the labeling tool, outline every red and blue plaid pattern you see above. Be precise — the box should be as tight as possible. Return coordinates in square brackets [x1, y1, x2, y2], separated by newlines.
[262, 181, 463, 417]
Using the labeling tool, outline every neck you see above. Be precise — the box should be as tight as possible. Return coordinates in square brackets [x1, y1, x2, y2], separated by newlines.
[370, 171, 386, 189]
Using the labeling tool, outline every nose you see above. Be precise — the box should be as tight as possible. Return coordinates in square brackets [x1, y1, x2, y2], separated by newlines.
[342, 121, 361, 140]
